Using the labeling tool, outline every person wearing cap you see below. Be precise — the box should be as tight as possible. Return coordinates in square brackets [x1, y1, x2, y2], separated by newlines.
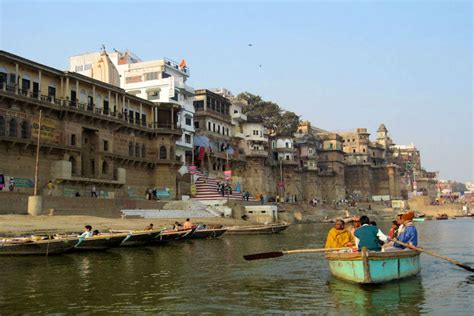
[394, 211, 418, 249]
[325, 219, 354, 249]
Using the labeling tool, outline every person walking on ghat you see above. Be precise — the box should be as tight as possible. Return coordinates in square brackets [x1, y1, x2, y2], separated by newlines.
[91, 185, 98, 197]
[47, 180, 54, 196]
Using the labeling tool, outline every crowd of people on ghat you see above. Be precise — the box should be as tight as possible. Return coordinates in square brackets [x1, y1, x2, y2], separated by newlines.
[325, 211, 418, 252]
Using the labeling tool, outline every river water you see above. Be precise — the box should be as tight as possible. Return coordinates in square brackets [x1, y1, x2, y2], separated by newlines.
[0, 220, 472, 314]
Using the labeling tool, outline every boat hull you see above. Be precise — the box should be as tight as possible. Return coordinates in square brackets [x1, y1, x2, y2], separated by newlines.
[0, 239, 75, 256]
[225, 223, 290, 235]
[191, 228, 227, 239]
[120, 231, 160, 247]
[326, 250, 420, 284]
[153, 228, 195, 243]
[72, 235, 127, 251]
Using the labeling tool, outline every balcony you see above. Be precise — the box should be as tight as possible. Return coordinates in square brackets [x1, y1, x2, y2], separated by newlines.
[274, 147, 295, 153]
[231, 112, 247, 122]
[247, 149, 268, 158]
[234, 132, 245, 139]
[164, 58, 190, 76]
[0, 84, 181, 135]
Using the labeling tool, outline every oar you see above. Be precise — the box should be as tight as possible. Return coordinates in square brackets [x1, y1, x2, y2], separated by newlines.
[243, 247, 349, 261]
[393, 240, 474, 272]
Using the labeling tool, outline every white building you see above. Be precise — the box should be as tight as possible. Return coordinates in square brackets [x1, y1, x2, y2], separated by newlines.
[69, 48, 195, 164]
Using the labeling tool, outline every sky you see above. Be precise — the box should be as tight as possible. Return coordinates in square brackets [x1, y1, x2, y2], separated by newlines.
[0, 0, 472, 182]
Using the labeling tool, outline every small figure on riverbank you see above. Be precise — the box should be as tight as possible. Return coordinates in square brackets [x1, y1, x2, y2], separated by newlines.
[91, 185, 98, 198]
[325, 219, 354, 249]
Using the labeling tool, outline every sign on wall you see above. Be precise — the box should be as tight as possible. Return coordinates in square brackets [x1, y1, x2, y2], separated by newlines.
[32, 117, 61, 144]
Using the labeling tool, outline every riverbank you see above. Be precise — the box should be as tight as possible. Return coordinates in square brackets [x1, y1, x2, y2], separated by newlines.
[0, 215, 248, 236]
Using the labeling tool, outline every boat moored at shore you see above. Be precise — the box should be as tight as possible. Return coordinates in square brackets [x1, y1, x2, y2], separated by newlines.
[0, 238, 75, 255]
[225, 222, 290, 235]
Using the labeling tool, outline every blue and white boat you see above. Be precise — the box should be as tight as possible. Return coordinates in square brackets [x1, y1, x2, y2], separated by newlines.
[326, 248, 420, 284]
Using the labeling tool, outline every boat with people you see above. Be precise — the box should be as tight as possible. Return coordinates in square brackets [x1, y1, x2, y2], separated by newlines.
[154, 227, 196, 242]
[0, 237, 76, 255]
[225, 222, 290, 235]
[325, 248, 421, 284]
[55, 233, 128, 251]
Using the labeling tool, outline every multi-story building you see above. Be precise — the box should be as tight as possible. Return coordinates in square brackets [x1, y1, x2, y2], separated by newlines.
[0, 50, 181, 198]
[193, 89, 238, 176]
[69, 48, 195, 164]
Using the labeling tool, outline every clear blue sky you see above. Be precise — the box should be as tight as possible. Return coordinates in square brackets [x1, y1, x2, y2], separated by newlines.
[1, 0, 472, 182]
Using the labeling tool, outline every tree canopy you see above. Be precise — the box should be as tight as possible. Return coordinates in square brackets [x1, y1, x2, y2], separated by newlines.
[237, 92, 300, 136]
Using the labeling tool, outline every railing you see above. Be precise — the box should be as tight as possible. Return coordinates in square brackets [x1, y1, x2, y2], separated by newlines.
[164, 57, 190, 75]
[0, 86, 180, 132]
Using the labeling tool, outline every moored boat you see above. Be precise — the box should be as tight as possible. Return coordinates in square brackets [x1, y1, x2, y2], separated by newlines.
[413, 217, 425, 222]
[109, 230, 161, 247]
[225, 222, 290, 235]
[0, 238, 75, 255]
[326, 248, 420, 284]
[435, 214, 449, 220]
[57, 233, 127, 251]
[153, 228, 195, 243]
[190, 226, 227, 239]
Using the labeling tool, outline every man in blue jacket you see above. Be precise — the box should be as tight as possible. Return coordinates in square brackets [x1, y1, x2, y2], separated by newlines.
[394, 211, 418, 249]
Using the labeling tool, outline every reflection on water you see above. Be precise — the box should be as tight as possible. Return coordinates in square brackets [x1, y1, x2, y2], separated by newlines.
[0, 220, 472, 313]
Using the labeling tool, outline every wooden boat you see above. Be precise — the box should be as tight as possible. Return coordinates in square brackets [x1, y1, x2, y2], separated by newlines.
[190, 227, 227, 239]
[109, 230, 161, 247]
[435, 214, 449, 220]
[153, 228, 195, 243]
[57, 233, 127, 251]
[0, 238, 75, 255]
[326, 248, 420, 284]
[225, 222, 290, 235]
[413, 217, 425, 222]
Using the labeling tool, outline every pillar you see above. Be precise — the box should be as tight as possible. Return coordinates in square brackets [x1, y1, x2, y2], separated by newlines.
[27, 196, 43, 216]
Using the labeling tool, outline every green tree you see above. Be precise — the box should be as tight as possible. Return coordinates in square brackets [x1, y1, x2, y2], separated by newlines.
[277, 111, 300, 136]
[451, 182, 467, 193]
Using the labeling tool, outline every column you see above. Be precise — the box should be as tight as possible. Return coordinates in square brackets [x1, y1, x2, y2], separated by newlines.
[92, 85, 96, 110]
[60, 77, 64, 101]
[65, 77, 70, 99]
[139, 103, 143, 126]
[76, 80, 79, 103]
[115, 92, 118, 114]
[15, 63, 19, 94]
[171, 108, 174, 130]
[108, 90, 111, 115]
[38, 70, 42, 100]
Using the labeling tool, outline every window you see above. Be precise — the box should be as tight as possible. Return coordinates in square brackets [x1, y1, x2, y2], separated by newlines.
[212, 123, 215, 133]
[103, 140, 109, 152]
[135, 112, 140, 125]
[71, 134, 76, 146]
[20, 121, 29, 139]
[129, 142, 134, 156]
[141, 144, 146, 158]
[159, 146, 167, 159]
[362, 148, 366, 153]
[75, 65, 84, 72]
[226, 128, 229, 136]
[185, 134, 191, 144]
[148, 90, 160, 100]
[185, 116, 192, 126]
[352, 149, 356, 153]
[144, 72, 159, 81]
[102, 161, 108, 174]
[9, 118, 17, 137]
[135, 143, 140, 157]
[285, 142, 290, 148]
[194, 121, 200, 129]
[9, 74, 16, 85]
[141, 114, 146, 126]
[90, 159, 95, 175]
[218, 125, 221, 134]
[125, 76, 142, 84]
[48, 86, 56, 101]
[69, 156, 77, 175]
[207, 122, 211, 131]
[162, 72, 171, 79]
[193, 100, 204, 111]
[253, 130, 258, 135]
[129, 110, 134, 123]
[0, 116, 4, 136]
[84, 63, 92, 71]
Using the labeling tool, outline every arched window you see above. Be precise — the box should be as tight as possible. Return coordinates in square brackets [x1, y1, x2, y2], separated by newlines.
[102, 160, 108, 174]
[159, 146, 167, 159]
[20, 120, 30, 139]
[141, 144, 146, 158]
[135, 143, 140, 157]
[9, 118, 17, 137]
[0, 116, 5, 136]
[69, 156, 77, 175]
[128, 142, 134, 156]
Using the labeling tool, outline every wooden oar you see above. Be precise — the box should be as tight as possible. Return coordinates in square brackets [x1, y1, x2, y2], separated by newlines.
[243, 247, 349, 261]
[393, 240, 474, 272]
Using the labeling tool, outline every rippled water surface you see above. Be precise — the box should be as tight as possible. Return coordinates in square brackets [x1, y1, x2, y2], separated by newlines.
[0, 220, 473, 314]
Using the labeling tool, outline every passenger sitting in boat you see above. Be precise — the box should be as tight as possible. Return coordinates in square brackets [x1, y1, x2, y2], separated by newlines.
[347, 216, 361, 247]
[389, 220, 399, 239]
[79, 225, 93, 238]
[354, 216, 384, 251]
[325, 219, 354, 249]
[394, 211, 418, 249]
[144, 223, 154, 231]
[183, 218, 194, 229]
[92, 230, 100, 236]
[173, 221, 182, 230]
[370, 221, 389, 245]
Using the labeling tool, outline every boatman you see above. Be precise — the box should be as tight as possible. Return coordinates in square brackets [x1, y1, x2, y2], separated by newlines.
[394, 211, 418, 249]
[325, 219, 354, 249]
